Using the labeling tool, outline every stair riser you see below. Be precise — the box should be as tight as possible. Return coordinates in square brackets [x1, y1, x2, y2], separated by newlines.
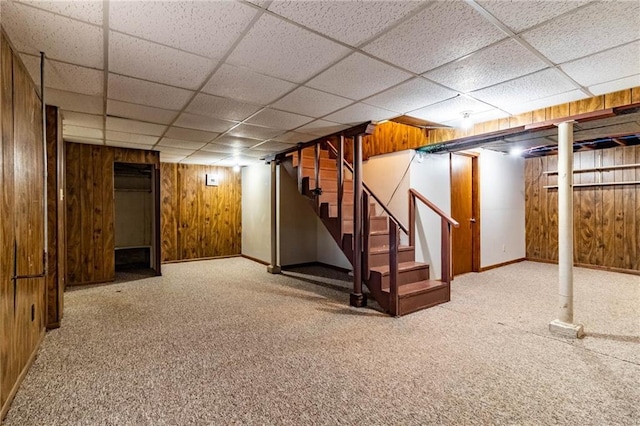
[399, 286, 449, 316]
[342, 217, 386, 233]
[330, 203, 377, 217]
[319, 191, 354, 204]
[381, 267, 430, 288]
[369, 233, 390, 247]
[293, 149, 330, 160]
[308, 180, 353, 192]
[369, 249, 415, 268]
[295, 157, 336, 169]
[302, 167, 338, 181]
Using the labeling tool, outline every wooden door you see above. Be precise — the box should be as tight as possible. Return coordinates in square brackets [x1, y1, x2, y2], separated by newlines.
[451, 153, 479, 276]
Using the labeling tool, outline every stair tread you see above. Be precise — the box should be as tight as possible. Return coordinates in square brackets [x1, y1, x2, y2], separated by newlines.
[370, 261, 428, 275]
[382, 280, 446, 297]
[369, 245, 414, 254]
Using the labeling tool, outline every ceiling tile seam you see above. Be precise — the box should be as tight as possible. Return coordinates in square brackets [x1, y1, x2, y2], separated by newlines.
[102, 0, 109, 146]
[509, 1, 600, 37]
[151, 6, 269, 157]
[11, 1, 103, 28]
[18, 51, 105, 72]
[107, 71, 200, 93]
[465, 0, 594, 98]
[558, 38, 640, 67]
[106, 98, 180, 113]
[108, 28, 222, 62]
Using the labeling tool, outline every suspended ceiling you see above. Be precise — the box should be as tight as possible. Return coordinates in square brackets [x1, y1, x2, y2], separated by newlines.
[1, 0, 639, 166]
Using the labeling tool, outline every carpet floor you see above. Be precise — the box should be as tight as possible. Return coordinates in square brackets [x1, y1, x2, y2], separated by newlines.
[3, 259, 639, 425]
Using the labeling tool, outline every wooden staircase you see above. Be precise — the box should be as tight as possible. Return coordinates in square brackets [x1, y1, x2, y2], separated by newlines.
[285, 140, 458, 317]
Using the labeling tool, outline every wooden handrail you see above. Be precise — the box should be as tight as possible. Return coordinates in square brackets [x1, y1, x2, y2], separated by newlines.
[408, 188, 459, 284]
[408, 189, 459, 227]
[326, 141, 409, 235]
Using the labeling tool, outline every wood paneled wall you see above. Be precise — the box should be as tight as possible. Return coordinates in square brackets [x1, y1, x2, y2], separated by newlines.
[426, 87, 640, 145]
[525, 145, 640, 273]
[161, 163, 241, 262]
[65, 143, 159, 285]
[46, 105, 64, 328]
[1, 32, 46, 419]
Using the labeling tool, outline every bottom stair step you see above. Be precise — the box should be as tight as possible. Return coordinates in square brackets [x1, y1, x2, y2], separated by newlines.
[397, 280, 447, 298]
[382, 280, 450, 316]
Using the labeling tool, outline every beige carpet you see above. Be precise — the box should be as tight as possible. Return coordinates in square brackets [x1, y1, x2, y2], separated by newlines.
[3, 259, 639, 425]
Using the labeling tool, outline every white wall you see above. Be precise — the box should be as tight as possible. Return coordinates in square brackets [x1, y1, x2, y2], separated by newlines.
[478, 148, 526, 268]
[362, 150, 413, 237]
[409, 153, 451, 280]
[316, 218, 351, 270]
[241, 164, 271, 263]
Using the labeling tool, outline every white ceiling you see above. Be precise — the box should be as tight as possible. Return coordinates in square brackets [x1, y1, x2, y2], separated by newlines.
[1, 0, 639, 166]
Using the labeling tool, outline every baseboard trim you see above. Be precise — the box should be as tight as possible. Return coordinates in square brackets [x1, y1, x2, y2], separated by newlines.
[241, 254, 269, 266]
[162, 254, 241, 264]
[67, 278, 114, 287]
[282, 261, 352, 274]
[1, 329, 45, 421]
[480, 258, 526, 272]
[527, 258, 640, 276]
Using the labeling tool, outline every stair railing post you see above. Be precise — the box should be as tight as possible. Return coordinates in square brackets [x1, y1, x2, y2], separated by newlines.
[296, 145, 302, 194]
[350, 134, 366, 307]
[441, 219, 450, 287]
[409, 190, 415, 247]
[337, 135, 344, 238]
[267, 159, 281, 274]
[389, 217, 399, 317]
[314, 142, 321, 213]
[362, 192, 370, 280]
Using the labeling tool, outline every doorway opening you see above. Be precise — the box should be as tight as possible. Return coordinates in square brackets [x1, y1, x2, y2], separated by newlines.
[450, 153, 480, 276]
[113, 162, 161, 280]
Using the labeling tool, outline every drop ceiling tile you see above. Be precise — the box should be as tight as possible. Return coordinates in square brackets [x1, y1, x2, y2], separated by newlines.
[174, 113, 237, 133]
[2, 2, 103, 68]
[227, 124, 283, 141]
[64, 125, 103, 139]
[186, 94, 262, 122]
[106, 117, 167, 136]
[504, 89, 586, 115]
[216, 157, 261, 167]
[521, 2, 640, 64]
[247, 0, 270, 8]
[470, 69, 576, 111]
[560, 41, 640, 88]
[407, 95, 493, 124]
[323, 103, 396, 125]
[364, 77, 456, 113]
[104, 131, 158, 146]
[64, 136, 103, 145]
[17, 0, 103, 25]
[159, 153, 186, 163]
[21, 55, 103, 96]
[110, 1, 257, 59]
[268, 1, 425, 46]
[227, 13, 350, 83]
[273, 131, 317, 144]
[155, 145, 195, 156]
[61, 111, 103, 129]
[363, 1, 505, 73]
[245, 109, 314, 130]
[250, 141, 294, 153]
[108, 74, 193, 110]
[202, 63, 296, 105]
[47, 89, 103, 114]
[307, 53, 412, 101]
[296, 120, 350, 136]
[476, 1, 589, 33]
[105, 140, 155, 150]
[166, 127, 218, 143]
[441, 109, 509, 128]
[181, 152, 227, 165]
[109, 32, 216, 90]
[589, 75, 640, 97]
[200, 143, 242, 154]
[271, 87, 352, 118]
[157, 138, 207, 151]
[107, 100, 178, 125]
[215, 135, 264, 149]
[424, 39, 548, 93]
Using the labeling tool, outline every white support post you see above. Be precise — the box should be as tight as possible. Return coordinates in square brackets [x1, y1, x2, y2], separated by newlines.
[267, 160, 281, 274]
[549, 121, 584, 338]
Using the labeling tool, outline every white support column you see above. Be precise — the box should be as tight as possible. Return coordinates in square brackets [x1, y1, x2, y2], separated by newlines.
[549, 121, 583, 338]
[267, 160, 281, 274]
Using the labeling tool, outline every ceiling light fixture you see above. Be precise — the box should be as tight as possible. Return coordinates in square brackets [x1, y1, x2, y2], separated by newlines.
[233, 163, 241, 173]
[509, 147, 524, 157]
[461, 112, 473, 130]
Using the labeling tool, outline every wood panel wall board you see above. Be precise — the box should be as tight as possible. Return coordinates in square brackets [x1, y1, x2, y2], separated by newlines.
[605, 90, 632, 108]
[622, 147, 637, 270]
[632, 87, 640, 103]
[593, 151, 604, 266]
[80, 145, 93, 283]
[92, 145, 104, 282]
[601, 149, 615, 267]
[539, 156, 549, 260]
[101, 148, 115, 282]
[578, 151, 597, 265]
[613, 147, 625, 268]
[636, 154, 640, 271]
[65, 144, 81, 284]
[532, 108, 546, 123]
[509, 112, 533, 128]
[160, 163, 178, 262]
[570, 96, 604, 115]
[547, 155, 559, 262]
[524, 159, 534, 258]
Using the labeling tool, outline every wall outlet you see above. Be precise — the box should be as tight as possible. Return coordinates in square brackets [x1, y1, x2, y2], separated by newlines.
[502, 244, 506, 252]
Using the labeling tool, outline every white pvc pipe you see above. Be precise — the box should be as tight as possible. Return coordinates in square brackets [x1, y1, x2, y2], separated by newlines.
[557, 121, 574, 323]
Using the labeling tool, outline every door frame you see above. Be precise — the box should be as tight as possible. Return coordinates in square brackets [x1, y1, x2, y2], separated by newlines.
[450, 152, 481, 274]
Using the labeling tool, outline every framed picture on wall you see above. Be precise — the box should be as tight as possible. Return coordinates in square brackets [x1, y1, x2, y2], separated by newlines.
[205, 174, 219, 187]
